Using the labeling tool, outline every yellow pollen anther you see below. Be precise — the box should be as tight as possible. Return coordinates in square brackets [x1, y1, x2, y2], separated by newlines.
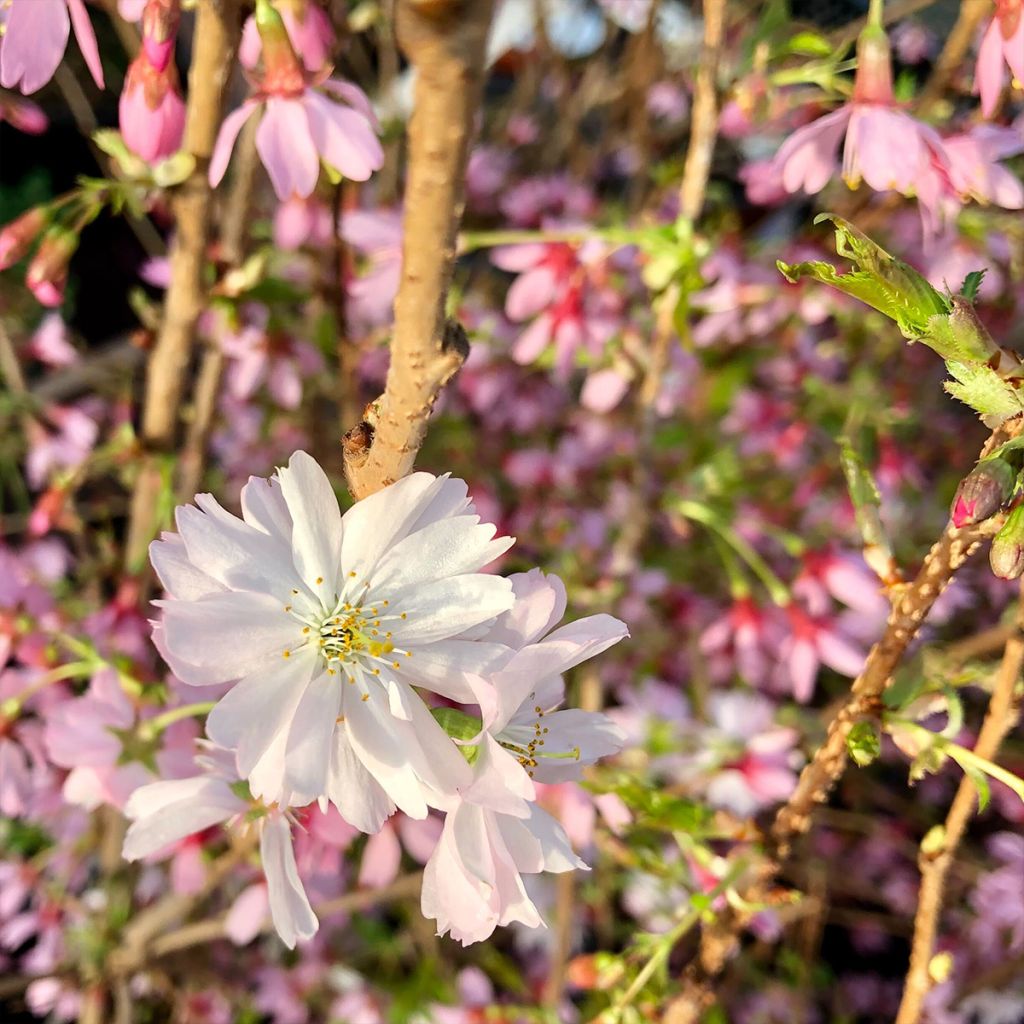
[315, 576, 323, 585]
[372, 668, 380, 675]
[349, 571, 357, 578]
[347, 676, 355, 684]
[400, 613, 407, 620]
[327, 669, 336, 676]
[291, 589, 299, 595]
[405, 651, 412, 658]
[392, 662, 400, 669]
[282, 650, 291, 658]
[361, 693, 370, 701]
[382, 600, 389, 606]
[284, 605, 292, 612]
[302, 627, 310, 634]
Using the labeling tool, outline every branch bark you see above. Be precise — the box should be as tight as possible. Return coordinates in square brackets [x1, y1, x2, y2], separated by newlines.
[342, 0, 495, 499]
[895, 585, 1024, 1024]
[125, 0, 241, 569]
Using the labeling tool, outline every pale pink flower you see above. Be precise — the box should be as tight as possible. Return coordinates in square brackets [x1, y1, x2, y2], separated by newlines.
[769, 25, 955, 234]
[150, 452, 514, 816]
[0, 0, 104, 95]
[122, 746, 317, 948]
[976, 1, 1024, 117]
[943, 125, 1024, 210]
[27, 315, 78, 367]
[699, 598, 783, 689]
[421, 795, 585, 946]
[25, 403, 99, 490]
[792, 549, 888, 619]
[118, 0, 147, 19]
[273, 196, 333, 250]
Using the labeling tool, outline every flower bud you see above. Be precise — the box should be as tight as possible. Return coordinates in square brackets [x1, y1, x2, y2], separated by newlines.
[119, 54, 186, 162]
[990, 505, 1024, 580]
[854, 25, 895, 104]
[951, 458, 1016, 528]
[256, 0, 306, 94]
[25, 227, 78, 308]
[141, 0, 181, 72]
[0, 206, 48, 271]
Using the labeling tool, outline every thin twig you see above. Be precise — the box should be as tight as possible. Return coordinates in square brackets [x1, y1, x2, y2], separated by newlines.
[176, 114, 260, 502]
[895, 584, 1024, 1024]
[342, 0, 496, 499]
[917, 0, 993, 110]
[124, 0, 241, 569]
[829, 0, 940, 49]
[148, 871, 424, 958]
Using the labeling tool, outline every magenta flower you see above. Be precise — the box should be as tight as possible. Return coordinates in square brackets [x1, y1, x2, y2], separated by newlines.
[209, 2, 382, 200]
[976, 0, 1024, 117]
[775, 604, 866, 703]
[0, 0, 104, 96]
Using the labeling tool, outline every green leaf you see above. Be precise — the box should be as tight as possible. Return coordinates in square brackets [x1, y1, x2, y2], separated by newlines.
[960, 269, 987, 302]
[962, 763, 992, 813]
[847, 720, 881, 767]
[785, 30, 835, 57]
[778, 214, 949, 340]
[943, 362, 1024, 418]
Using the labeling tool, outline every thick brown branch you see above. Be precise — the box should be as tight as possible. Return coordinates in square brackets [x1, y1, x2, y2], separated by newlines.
[342, 0, 495, 499]
[125, 0, 240, 568]
[895, 586, 1024, 1024]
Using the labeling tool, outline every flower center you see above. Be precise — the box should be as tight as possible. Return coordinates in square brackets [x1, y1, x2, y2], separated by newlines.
[280, 582, 413, 681]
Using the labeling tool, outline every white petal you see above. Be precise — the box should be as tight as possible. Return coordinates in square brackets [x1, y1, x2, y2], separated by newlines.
[150, 534, 225, 600]
[339, 472, 444, 583]
[176, 496, 302, 597]
[122, 779, 244, 860]
[276, 451, 343, 600]
[499, 804, 586, 874]
[260, 815, 318, 948]
[393, 639, 512, 705]
[205, 646, 317, 775]
[460, 736, 534, 818]
[485, 569, 567, 649]
[369, 516, 514, 593]
[240, 475, 293, 541]
[161, 591, 299, 683]
[392, 576, 515, 645]
[327, 727, 395, 833]
[284, 671, 340, 797]
[526, 709, 625, 784]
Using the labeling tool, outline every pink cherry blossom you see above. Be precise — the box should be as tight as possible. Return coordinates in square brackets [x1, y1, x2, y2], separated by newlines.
[0, 0, 104, 96]
[341, 208, 404, 329]
[239, 1, 336, 74]
[774, 604, 866, 703]
[976, 1, 1024, 117]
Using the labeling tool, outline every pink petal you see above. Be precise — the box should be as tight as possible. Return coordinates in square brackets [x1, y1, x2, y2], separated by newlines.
[209, 102, 259, 189]
[257, 97, 320, 199]
[67, 0, 104, 89]
[303, 91, 383, 183]
[0, 0, 70, 95]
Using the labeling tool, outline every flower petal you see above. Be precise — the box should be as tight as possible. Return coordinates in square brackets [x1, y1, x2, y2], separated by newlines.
[260, 815, 318, 948]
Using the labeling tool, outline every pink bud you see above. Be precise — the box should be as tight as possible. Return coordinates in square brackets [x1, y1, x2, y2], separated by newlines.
[141, 0, 181, 72]
[0, 207, 48, 270]
[25, 228, 78, 308]
[119, 56, 186, 162]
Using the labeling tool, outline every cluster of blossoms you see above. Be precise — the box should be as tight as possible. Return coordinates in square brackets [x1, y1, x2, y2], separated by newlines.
[124, 451, 627, 945]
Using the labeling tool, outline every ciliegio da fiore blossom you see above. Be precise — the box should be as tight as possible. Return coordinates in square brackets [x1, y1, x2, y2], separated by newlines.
[124, 451, 628, 946]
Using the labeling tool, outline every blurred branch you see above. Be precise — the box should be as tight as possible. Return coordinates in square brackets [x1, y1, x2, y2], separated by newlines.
[342, 0, 495, 499]
[124, 0, 241, 569]
[148, 871, 424, 959]
[917, 0, 992, 110]
[895, 583, 1024, 1024]
[175, 114, 261, 502]
[663, 417, 1024, 1023]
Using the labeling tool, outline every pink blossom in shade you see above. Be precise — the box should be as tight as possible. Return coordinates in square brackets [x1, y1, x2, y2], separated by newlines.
[118, 0, 147, 20]
[340, 208, 404, 328]
[273, 196, 334, 250]
[215, 307, 324, 410]
[209, 82, 383, 201]
[27, 314, 77, 367]
[942, 125, 1024, 210]
[792, 549, 888, 620]
[774, 604, 866, 703]
[690, 692, 801, 816]
[0, 0, 104, 95]
[238, 2, 336, 75]
[580, 366, 631, 413]
[0, 93, 48, 134]
[225, 882, 271, 946]
[891, 21, 936, 64]
[976, 1, 1024, 117]
[699, 598, 783, 689]
[25, 977, 80, 1022]
[24, 403, 99, 491]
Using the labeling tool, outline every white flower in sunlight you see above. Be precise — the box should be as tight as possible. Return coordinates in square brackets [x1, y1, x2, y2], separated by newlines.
[122, 746, 316, 948]
[150, 451, 515, 816]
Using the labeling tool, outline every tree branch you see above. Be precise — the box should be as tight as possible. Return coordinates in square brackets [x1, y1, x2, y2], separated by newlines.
[124, 0, 241, 569]
[895, 585, 1024, 1024]
[342, 0, 495, 499]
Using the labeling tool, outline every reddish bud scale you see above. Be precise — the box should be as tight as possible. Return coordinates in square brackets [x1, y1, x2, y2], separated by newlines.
[997, 0, 1022, 41]
[256, 0, 308, 96]
[853, 26, 895, 104]
[141, 0, 181, 72]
